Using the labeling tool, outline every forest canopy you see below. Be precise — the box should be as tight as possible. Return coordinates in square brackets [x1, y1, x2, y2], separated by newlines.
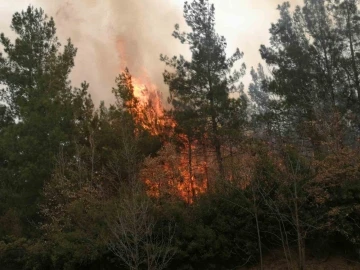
[1, 1, 360, 269]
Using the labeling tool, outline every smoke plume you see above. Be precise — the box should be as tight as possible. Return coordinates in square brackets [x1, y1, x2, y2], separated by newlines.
[34, 0, 184, 105]
[32, 0, 302, 105]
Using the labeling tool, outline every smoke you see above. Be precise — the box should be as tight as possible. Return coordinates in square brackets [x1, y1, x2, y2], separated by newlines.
[34, 0, 184, 105]
[27, 0, 302, 104]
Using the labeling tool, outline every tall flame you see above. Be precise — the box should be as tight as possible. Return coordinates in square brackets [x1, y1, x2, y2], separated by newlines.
[117, 38, 209, 203]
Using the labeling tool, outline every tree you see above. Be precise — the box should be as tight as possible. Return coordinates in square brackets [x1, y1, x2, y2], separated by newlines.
[101, 97, 176, 269]
[260, 2, 318, 147]
[0, 6, 92, 227]
[248, 64, 276, 140]
[108, 181, 176, 270]
[249, 64, 271, 117]
[161, 0, 247, 178]
[333, 0, 360, 105]
[259, 0, 360, 153]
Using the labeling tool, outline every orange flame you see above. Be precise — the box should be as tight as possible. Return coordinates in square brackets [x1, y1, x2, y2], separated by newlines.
[117, 38, 208, 203]
[141, 143, 208, 204]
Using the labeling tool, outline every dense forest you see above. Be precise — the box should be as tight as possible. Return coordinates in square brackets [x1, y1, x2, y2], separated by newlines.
[1, 0, 360, 269]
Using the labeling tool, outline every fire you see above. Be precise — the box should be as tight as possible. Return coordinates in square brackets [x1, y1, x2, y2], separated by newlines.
[128, 75, 208, 202]
[130, 80, 165, 136]
[142, 143, 208, 204]
[116, 38, 256, 203]
[131, 76, 163, 117]
[117, 38, 208, 202]
[132, 79, 147, 103]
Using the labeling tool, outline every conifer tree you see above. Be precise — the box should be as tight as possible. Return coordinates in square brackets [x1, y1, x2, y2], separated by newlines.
[0, 6, 92, 224]
[161, 0, 247, 178]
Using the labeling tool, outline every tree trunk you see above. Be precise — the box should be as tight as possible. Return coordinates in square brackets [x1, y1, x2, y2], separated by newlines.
[207, 60, 224, 179]
[346, 4, 360, 103]
[212, 119, 224, 178]
[252, 184, 263, 270]
[294, 177, 305, 270]
[188, 137, 196, 202]
[209, 103, 224, 178]
[202, 141, 210, 191]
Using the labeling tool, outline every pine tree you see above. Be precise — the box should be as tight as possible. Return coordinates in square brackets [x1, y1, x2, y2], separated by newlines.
[333, 0, 360, 106]
[249, 64, 271, 116]
[161, 0, 246, 178]
[0, 6, 93, 226]
[259, 1, 359, 151]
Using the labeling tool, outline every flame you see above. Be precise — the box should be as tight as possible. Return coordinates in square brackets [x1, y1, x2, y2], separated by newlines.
[141, 143, 208, 203]
[132, 76, 163, 116]
[117, 37, 209, 203]
[132, 79, 147, 102]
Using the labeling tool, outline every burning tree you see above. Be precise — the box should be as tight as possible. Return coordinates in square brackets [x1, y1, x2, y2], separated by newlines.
[161, 0, 248, 181]
[112, 68, 166, 136]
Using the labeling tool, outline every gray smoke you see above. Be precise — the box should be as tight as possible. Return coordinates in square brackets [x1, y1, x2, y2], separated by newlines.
[33, 0, 185, 105]
[1, 0, 302, 105]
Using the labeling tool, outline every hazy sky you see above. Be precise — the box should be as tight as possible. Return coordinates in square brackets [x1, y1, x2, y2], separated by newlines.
[0, 0, 302, 105]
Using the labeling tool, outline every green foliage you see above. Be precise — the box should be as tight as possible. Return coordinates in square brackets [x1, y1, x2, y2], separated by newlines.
[256, 0, 360, 149]
[0, 237, 51, 270]
[305, 147, 360, 257]
[161, 0, 247, 175]
[1, 1, 360, 269]
[167, 190, 260, 270]
[0, 6, 93, 226]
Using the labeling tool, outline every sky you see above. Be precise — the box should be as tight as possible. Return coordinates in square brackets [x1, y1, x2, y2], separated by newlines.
[0, 0, 302, 105]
